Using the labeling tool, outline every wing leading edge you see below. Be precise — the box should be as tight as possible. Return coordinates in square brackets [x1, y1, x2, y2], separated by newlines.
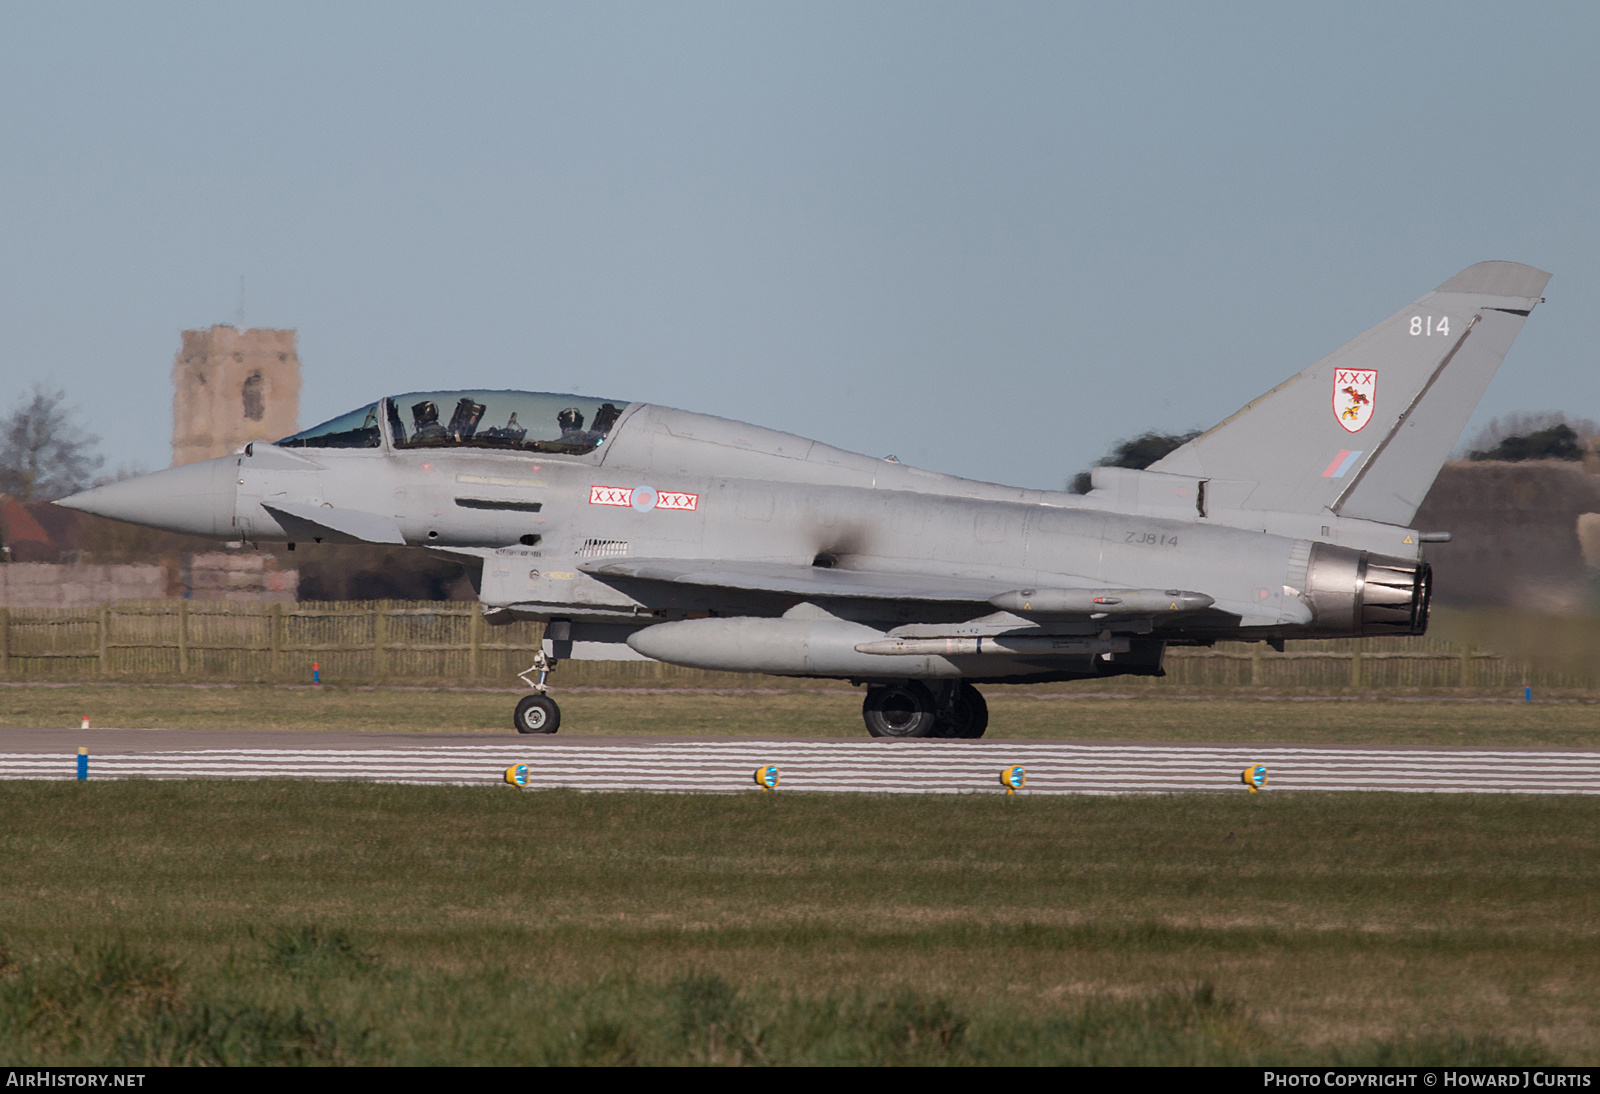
[578, 558, 1009, 602]
[578, 558, 1216, 618]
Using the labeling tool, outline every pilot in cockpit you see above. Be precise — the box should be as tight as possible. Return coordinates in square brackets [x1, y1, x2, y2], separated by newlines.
[411, 401, 447, 441]
[557, 407, 588, 443]
[591, 402, 622, 436]
[552, 403, 623, 449]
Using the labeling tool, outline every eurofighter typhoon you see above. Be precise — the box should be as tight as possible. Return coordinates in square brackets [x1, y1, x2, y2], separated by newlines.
[60, 262, 1550, 737]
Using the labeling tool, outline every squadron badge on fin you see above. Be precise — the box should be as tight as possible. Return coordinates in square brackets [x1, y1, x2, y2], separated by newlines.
[1334, 369, 1376, 433]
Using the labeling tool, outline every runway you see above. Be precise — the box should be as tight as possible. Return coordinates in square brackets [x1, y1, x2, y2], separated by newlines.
[0, 730, 1596, 794]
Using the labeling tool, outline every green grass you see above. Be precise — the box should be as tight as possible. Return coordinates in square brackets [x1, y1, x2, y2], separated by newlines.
[3, 682, 1600, 745]
[0, 782, 1593, 1064]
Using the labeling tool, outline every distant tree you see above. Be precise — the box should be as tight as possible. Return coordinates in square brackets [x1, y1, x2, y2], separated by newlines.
[1069, 430, 1202, 494]
[1461, 412, 1597, 462]
[1469, 423, 1584, 463]
[0, 386, 104, 500]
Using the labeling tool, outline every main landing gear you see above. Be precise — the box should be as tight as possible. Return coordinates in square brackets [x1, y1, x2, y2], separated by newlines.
[514, 651, 561, 734]
[862, 680, 988, 739]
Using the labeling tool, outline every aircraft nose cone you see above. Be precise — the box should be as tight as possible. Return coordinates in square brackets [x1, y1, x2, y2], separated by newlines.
[55, 457, 239, 538]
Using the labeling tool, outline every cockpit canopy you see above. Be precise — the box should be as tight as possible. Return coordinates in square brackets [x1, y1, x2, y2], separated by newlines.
[276, 390, 629, 456]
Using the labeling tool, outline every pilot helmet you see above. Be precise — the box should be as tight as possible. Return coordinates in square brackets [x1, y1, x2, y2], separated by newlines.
[558, 407, 585, 431]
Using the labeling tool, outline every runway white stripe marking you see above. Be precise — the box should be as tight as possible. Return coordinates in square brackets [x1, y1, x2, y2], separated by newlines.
[1, 740, 1595, 794]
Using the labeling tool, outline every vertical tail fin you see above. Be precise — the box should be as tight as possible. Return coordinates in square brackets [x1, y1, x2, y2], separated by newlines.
[1150, 262, 1551, 525]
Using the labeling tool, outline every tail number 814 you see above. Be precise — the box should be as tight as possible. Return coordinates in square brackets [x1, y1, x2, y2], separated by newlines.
[1410, 316, 1449, 336]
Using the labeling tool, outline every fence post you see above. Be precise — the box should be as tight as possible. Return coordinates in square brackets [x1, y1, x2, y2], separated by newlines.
[269, 603, 283, 678]
[1250, 642, 1264, 686]
[469, 608, 482, 680]
[374, 604, 389, 681]
[0, 606, 9, 677]
[177, 600, 189, 676]
[1460, 646, 1474, 688]
[1349, 649, 1362, 689]
[98, 605, 110, 674]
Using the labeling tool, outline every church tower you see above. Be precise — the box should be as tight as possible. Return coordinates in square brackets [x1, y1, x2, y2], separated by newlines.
[171, 326, 301, 466]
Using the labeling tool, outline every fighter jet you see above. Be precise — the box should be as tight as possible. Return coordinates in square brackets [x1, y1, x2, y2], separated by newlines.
[59, 261, 1550, 738]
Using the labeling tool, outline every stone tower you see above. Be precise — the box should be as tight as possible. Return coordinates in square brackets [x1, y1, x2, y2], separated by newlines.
[171, 326, 301, 466]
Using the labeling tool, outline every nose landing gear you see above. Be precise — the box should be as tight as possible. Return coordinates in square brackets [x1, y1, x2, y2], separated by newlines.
[513, 651, 561, 734]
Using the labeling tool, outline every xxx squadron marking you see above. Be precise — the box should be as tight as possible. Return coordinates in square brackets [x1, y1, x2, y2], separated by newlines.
[589, 485, 700, 512]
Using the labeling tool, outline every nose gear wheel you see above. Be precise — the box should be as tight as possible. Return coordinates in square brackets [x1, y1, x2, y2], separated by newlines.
[514, 693, 561, 734]
[513, 650, 560, 733]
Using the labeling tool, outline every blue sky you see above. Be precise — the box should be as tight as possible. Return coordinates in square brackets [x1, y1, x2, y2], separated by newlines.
[1, 3, 1596, 487]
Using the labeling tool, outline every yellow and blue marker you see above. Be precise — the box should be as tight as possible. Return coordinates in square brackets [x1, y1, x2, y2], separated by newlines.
[504, 763, 530, 788]
[753, 765, 780, 791]
[1242, 764, 1268, 793]
[1000, 765, 1025, 794]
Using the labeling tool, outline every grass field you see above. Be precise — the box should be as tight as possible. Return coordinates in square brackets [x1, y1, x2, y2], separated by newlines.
[0, 783, 1593, 1065]
[2, 683, 1595, 1065]
[3, 681, 1600, 746]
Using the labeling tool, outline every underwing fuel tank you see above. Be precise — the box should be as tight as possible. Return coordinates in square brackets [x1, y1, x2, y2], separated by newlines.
[1303, 543, 1431, 636]
[626, 617, 1129, 678]
[627, 617, 961, 677]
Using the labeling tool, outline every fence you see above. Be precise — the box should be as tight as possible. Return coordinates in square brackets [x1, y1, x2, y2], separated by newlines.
[0, 600, 1568, 691]
[0, 601, 543, 684]
[1158, 643, 1519, 691]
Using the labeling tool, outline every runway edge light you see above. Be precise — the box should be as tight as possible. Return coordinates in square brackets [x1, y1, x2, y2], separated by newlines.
[504, 764, 530, 788]
[77, 748, 87, 782]
[1242, 765, 1268, 793]
[1000, 766, 1025, 794]
[754, 765, 780, 791]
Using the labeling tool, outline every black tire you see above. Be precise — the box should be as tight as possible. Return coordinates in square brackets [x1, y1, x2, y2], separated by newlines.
[514, 694, 561, 734]
[937, 683, 989, 739]
[862, 682, 937, 738]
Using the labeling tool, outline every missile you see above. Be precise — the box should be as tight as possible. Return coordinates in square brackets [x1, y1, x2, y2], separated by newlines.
[987, 588, 1214, 615]
[852, 635, 1131, 657]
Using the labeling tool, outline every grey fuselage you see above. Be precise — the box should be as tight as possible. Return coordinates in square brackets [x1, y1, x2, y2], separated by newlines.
[65, 261, 1553, 688]
[160, 399, 1424, 683]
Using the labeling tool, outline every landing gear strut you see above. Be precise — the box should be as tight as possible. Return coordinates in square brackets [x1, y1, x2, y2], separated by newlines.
[936, 681, 988, 739]
[514, 651, 561, 734]
[861, 681, 987, 739]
